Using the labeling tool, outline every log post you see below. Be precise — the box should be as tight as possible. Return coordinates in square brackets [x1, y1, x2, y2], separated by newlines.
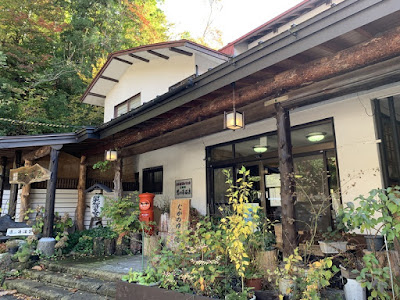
[8, 150, 21, 218]
[113, 158, 123, 199]
[275, 103, 297, 257]
[0, 156, 7, 212]
[19, 159, 33, 222]
[76, 155, 87, 231]
[43, 146, 62, 237]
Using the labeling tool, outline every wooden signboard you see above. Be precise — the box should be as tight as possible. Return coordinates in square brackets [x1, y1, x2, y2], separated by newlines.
[169, 199, 190, 232]
[9, 164, 51, 185]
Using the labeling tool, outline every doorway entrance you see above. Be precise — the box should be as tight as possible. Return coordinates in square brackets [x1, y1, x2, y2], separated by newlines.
[206, 119, 340, 233]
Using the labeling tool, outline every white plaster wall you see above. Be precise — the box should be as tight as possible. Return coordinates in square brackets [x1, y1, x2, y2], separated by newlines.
[104, 55, 196, 122]
[132, 82, 400, 215]
[194, 54, 225, 75]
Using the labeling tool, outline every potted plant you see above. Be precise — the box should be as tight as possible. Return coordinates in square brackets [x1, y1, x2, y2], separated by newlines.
[318, 211, 349, 254]
[342, 187, 400, 251]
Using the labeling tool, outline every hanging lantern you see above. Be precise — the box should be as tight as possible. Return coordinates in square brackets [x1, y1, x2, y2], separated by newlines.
[224, 109, 244, 130]
[224, 83, 244, 130]
[105, 149, 118, 161]
[253, 136, 268, 153]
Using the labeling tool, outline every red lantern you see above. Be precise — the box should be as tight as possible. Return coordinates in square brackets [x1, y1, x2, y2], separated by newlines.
[138, 193, 155, 235]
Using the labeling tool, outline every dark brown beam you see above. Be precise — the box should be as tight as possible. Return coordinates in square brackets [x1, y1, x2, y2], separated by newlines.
[100, 75, 119, 83]
[88, 92, 106, 99]
[114, 57, 133, 65]
[275, 103, 297, 257]
[22, 146, 51, 161]
[43, 146, 62, 237]
[0, 156, 7, 210]
[147, 50, 169, 60]
[8, 150, 21, 217]
[129, 53, 150, 63]
[169, 47, 193, 56]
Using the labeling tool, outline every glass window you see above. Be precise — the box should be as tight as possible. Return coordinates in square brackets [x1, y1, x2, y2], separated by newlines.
[143, 166, 163, 194]
[114, 93, 141, 118]
[210, 145, 233, 161]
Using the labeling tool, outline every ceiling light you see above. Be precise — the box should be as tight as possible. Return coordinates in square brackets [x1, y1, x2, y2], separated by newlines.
[253, 145, 268, 153]
[306, 132, 326, 142]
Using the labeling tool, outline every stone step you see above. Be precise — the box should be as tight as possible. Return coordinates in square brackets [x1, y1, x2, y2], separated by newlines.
[41, 261, 124, 282]
[4, 278, 113, 300]
[23, 269, 116, 298]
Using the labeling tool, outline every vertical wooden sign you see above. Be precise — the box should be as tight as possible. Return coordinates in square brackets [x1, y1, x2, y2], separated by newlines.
[169, 199, 190, 232]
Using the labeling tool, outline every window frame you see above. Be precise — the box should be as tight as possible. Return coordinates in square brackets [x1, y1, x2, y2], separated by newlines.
[114, 93, 141, 118]
[142, 166, 163, 194]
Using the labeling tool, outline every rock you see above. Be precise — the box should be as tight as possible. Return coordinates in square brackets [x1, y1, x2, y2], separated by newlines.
[37, 237, 56, 257]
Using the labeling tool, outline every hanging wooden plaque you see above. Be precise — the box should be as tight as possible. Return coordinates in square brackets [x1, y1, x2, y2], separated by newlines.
[9, 164, 51, 185]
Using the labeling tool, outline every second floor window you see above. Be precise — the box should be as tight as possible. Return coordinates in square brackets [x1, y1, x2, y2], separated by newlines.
[114, 93, 141, 118]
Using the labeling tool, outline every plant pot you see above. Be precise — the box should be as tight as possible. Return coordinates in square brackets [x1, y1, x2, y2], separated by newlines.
[364, 235, 384, 251]
[256, 249, 278, 272]
[245, 277, 262, 291]
[318, 241, 347, 254]
[279, 278, 295, 296]
[343, 278, 366, 300]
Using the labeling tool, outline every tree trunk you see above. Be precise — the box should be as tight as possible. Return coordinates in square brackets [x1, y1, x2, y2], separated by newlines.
[76, 155, 87, 231]
[113, 158, 123, 199]
[8, 150, 22, 218]
[43, 146, 61, 237]
[19, 159, 32, 222]
[275, 103, 297, 257]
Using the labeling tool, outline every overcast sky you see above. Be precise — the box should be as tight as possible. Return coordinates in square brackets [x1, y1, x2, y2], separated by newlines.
[161, 0, 303, 48]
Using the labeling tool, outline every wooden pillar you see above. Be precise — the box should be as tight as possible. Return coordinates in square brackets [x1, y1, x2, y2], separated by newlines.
[76, 155, 87, 231]
[113, 158, 123, 199]
[0, 157, 7, 212]
[8, 150, 21, 218]
[275, 103, 297, 257]
[43, 146, 62, 237]
[19, 159, 33, 222]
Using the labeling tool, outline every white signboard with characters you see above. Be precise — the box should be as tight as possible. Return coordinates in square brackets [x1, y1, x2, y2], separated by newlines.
[175, 179, 192, 198]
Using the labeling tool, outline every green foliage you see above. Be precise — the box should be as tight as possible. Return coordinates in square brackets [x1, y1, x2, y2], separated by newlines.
[101, 192, 141, 238]
[64, 226, 117, 255]
[13, 243, 33, 262]
[122, 267, 161, 285]
[92, 160, 111, 172]
[0, 0, 168, 135]
[341, 186, 400, 299]
[220, 166, 258, 290]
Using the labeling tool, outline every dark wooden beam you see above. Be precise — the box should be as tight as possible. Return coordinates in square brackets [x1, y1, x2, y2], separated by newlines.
[129, 53, 150, 63]
[275, 103, 297, 257]
[169, 47, 193, 56]
[8, 150, 21, 217]
[43, 146, 62, 237]
[22, 146, 51, 161]
[147, 50, 169, 60]
[100, 75, 119, 83]
[0, 156, 7, 210]
[114, 57, 133, 65]
[88, 92, 106, 99]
